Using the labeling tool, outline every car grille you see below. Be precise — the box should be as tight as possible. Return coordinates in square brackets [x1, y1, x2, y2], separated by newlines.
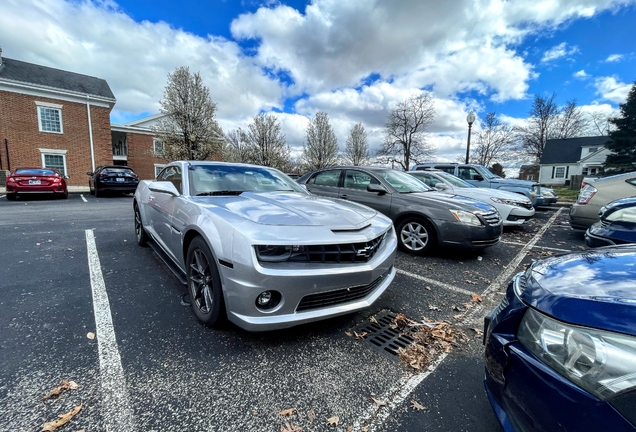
[287, 233, 386, 264]
[296, 267, 392, 312]
[479, 211, 502, 226]
[518, 202, 533, 210]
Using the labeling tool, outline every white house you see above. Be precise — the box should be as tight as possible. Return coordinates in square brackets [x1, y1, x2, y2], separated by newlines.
[538, 136, 611, 186]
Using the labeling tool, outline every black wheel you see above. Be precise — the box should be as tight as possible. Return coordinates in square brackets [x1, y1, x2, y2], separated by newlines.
[94, 187, 100, 198]
[396, 217, 437, 255]
[186, 237, 225, 326]
[134, 204, 149, 247]
[6, 193, 16, 201]
[60, 191, 68, 199]
[89, 182, 95, 195]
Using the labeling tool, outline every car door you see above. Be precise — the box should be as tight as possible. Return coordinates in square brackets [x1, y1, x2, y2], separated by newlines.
[303, 169, 343, 198]
[339, 170, 394, 218]
[148, 165, 182, 259]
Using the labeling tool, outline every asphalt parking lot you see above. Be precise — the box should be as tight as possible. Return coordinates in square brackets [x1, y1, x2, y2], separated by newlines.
[0, 192, 586, 431]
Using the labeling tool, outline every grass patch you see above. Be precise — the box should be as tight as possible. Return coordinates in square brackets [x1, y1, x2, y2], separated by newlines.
[552, 187, 579, 202]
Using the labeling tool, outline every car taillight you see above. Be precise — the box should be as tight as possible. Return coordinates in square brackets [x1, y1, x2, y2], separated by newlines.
[52, 177, 62, 184]
[576, 185, 597, 205]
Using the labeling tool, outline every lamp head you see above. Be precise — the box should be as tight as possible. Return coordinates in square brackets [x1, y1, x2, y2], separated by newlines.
[466, 111, 476, 125]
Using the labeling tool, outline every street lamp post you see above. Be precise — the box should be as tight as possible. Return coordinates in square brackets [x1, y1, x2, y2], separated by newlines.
[465, 111, 476, 164]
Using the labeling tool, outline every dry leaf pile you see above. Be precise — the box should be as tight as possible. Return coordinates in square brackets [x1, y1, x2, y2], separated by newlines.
[40, 380, 82, 431]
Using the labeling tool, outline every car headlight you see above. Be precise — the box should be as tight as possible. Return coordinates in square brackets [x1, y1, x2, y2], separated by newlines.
[255, 245, 306, 262]
[449, 209, 482, 226]
[518, 308, 636, 399]
[490, 197, 530, 207]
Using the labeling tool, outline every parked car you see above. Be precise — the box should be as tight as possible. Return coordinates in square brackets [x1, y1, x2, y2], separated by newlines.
[411, 163, 543, 207]
[540, 186, 558, 205]
[408, 170, 534, 226]
[484, 245, 636, 432]
[297, 166, 502, 255]
[569, 171, 636, 230]
[585, 197, 636, 247]
[134, 161, 397, 331]
[87, 165, 139, 197]
[5, 167, 68, 200]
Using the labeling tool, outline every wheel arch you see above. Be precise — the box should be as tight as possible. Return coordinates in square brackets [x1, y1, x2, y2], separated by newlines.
[393, 212, 440, 244]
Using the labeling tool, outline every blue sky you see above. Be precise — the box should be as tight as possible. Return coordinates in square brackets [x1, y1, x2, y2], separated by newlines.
[1, 0, 634, 163]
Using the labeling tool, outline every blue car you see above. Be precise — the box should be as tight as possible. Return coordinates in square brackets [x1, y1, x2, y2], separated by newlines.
[585, 197, 636, 247]
[484, 245, 636, 431]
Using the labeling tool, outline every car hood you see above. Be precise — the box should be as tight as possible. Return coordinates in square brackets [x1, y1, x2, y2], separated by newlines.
[521, 245, 636, 336]
[490, 178, 536, 188]
[409, 191, 496, 213]
[191, 191, 378, 229]
[453, 187, 531, 203]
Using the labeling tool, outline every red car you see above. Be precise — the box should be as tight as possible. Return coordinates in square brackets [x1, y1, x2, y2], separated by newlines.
[5, 167, 68, 200]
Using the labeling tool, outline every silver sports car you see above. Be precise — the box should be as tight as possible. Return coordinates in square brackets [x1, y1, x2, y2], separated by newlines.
[133, 161, 397, 331]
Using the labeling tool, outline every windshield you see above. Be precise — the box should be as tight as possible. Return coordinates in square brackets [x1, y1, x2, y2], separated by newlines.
[437, 171, 476, 188]
[378, 170, 432, 193]
[479, 166, 498, 179]
[188, 164, 307, 196]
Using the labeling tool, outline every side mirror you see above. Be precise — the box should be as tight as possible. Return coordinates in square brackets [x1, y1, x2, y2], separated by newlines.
[474, 174, 484, 181]
[435, 183, 448, 190]
[149, 181, 180, 197]
[367, 184, 388, 195]
[87, 172, 93, 176]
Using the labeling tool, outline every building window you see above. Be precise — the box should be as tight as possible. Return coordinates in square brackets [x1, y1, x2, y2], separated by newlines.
[555, 166, 566, 178]
[153, 139, 165, 155]
[526, 174, 535, 181]
[588, 147, 598, 153]
[36, 102, 63, 133]
[154, 164, 166, 179]
[38, 148, 68, 176]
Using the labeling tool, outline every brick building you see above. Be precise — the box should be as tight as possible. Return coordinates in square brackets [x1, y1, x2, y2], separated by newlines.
[0, 50, 167, 187]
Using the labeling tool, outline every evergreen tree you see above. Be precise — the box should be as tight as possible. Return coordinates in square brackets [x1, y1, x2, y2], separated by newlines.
[605, 80, 636, 173]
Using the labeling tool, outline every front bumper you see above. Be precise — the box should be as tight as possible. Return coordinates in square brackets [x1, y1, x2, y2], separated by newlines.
[437, 219, 502, 249]
[484, 275, 636, 432]
[220, 228, 398, 331]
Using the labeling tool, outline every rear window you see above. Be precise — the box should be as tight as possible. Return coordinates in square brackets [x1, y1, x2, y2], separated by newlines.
[103, 168, 135, 175]
[15, 168, 56, 176]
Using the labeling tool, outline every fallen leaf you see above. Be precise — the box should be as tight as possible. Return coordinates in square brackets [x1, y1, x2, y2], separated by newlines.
[280, 421, 302, 432]
[410, 400, 426, 411]
[362, 427, 368, 432]
[307, 408, 315, 424]
[68, 381, 79, 390]
[347, 426, 353, 431]
[279, 408, 297, 417]
[345, 331, 353, 337]
[465, 280, 477, 285]
[453, 314, 463, 319]
[354, 331, 367, 340]
[41, 404, 82, 431]
[428, 305, 441, 311]
[369, 316, 378, 324]
[425, 286, 431, 291]
[326, 416, 339, 426]
[42, 380, 79, 401]
[370, 397, 387, 406]
[471, 293, 482, 303]
[86, 332, 95, 340]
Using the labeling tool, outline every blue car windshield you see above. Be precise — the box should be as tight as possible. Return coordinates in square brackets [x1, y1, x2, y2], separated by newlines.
[188, 164, 307, 196]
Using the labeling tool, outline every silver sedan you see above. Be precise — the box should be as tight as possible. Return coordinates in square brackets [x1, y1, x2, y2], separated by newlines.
[133, 161, 397, 331]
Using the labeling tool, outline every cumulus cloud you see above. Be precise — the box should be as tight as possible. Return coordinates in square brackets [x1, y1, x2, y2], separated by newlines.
[573, 70, 589, 78]
[541, 42, 579, 63]
[605, 54, 623, 62]
[595, 76, 632, 103]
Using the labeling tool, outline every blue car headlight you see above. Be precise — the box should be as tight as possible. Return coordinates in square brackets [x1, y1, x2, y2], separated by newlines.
[518, 308, 636, 400]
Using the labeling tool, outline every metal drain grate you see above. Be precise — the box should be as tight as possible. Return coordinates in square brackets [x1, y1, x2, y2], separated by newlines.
[352, 311, 416, 361]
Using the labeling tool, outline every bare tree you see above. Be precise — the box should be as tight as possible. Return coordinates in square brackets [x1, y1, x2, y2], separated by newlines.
[471, 112, 514, 167]
[514, 93, 589, 161]
[302, 111, 339, 171]
[585, 110, 617, 136]
[152, 66, 224, 161]
[223, 128, 251, 163]
[377, 93, 435, 171]
[244, 113, 290, 171]
[344, 123, 370, 166]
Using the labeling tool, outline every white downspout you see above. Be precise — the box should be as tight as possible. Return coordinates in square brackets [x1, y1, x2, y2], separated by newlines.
[86, 95, 95, 172]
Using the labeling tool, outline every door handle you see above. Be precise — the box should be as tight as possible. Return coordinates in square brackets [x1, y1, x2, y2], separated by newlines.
[340, 195, 348, 199]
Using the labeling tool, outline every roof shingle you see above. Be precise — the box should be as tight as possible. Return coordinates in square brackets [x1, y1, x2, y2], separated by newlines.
[540, 136, 611, 164]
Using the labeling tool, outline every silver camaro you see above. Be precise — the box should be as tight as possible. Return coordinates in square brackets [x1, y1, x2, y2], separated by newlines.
[133, 161, 397, 331]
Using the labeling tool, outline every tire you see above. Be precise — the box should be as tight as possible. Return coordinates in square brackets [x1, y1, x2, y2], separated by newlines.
[396, 217, 437, 255]
[6, 193, 16, 201]
[89, 182, 95, 195]
[134, 204, 150, 247]
[61, 191, 68, 199]
[186, 236, 225, 327]
[94, 187, 100, 198]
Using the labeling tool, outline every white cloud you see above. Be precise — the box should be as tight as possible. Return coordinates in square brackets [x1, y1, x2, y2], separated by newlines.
[573, 70, 588, 78]
[595, 76, 632, 103]
[605, 54, 623, 62]
[541, 42, 579, 63]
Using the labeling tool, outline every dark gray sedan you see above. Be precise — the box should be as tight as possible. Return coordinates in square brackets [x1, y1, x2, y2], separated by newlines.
[298, 166, 503, 255]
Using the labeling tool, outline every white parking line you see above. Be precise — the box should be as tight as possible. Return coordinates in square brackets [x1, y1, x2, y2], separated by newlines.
[0, 195, 5, 199]
[81, 194, 88, 202]
[502, 240, 572, 253]
[85, 229, 135, 432]
[396, 268, 475, 295]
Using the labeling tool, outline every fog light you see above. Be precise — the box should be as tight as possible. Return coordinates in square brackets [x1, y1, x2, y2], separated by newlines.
[257, 291, 272, 306]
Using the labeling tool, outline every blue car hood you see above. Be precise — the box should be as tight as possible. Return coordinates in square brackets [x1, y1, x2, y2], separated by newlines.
[521, 245, 636, 336]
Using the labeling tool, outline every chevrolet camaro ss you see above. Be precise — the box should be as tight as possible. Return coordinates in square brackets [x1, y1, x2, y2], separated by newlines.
[133, 161, 397, 331]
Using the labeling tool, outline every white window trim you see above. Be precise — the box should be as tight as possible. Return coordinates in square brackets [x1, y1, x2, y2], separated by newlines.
[554, 166, 566, 179]
[38, 148, 68, 176]
[35, 101, 64, 134]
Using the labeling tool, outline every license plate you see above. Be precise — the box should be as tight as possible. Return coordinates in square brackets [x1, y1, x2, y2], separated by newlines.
[29, 180, 41, 185]
[116, 178, 125, 182]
